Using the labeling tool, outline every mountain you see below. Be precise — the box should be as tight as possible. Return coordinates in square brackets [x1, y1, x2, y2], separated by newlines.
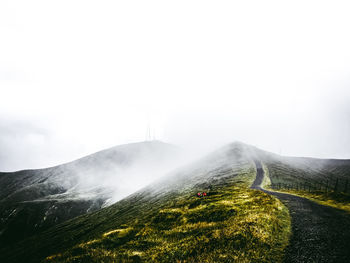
[2, 142, 274, 263]
[0, 140, 180, 247]
[1, 141, 350, 262]
[254, 147, 350, 192]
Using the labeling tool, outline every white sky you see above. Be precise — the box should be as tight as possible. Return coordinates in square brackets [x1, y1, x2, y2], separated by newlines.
[1, 0, 350, 171]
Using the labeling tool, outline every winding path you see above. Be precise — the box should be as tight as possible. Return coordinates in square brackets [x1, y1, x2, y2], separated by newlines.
[252, 160, 350, 263]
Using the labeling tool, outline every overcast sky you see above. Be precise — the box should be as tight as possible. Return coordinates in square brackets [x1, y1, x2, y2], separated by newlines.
[1, 0, 350, 171]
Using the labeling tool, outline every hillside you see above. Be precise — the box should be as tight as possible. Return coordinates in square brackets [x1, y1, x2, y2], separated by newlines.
[0, 141, 180, 247]
[1, 142, 350, 262]
[0, 142, 292, 263]
[257, 150, 350, 193]
[260, 153, 350, 212]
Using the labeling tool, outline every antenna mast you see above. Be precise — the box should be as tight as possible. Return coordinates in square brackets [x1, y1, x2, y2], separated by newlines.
[146, 121, 151, 141]
[145, 113, 156, 141]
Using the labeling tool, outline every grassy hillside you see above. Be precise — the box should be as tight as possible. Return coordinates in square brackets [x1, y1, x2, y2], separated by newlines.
[262, 156, 350, 191]
[0, 143, 291, 263]
[44, 168, 290, 263]
[269, 189, 350, 213]
[0, 141, 179, 247]
[260, 154, 350, 212]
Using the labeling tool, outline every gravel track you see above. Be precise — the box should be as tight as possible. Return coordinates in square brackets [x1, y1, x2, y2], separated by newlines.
[252, 160, 350, 263]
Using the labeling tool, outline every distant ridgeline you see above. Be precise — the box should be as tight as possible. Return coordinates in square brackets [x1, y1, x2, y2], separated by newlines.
[263, 155, 350, 194]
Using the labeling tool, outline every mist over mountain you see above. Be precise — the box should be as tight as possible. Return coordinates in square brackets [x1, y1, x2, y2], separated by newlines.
[0, 141, 256, 262]
[2, 140, 349, 253]
[1, 140, 349, 262]
[0, 140, 181, 246]
[2, 1, 350, 262]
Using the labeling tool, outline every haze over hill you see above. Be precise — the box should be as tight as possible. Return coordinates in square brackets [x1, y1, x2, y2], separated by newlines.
[2, 1, 350, 173]
[0, 141, 183, 247]
[1, 140, 350, 262]
[2, 1, 350, 262]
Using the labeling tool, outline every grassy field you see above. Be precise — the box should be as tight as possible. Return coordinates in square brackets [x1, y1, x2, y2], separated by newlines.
[43, 165, 291, 263]
[262, 158, 350, 213]
[2, 143, 350, 262]
[0, 143, 298, 263]
[268, 189, 350, 213]
[263, 157, 350, 192]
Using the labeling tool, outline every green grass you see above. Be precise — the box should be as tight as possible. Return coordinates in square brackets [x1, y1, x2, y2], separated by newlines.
[264, 158, 350, 192]
[263, 160, 350, 213]
[269, 189, 350, 213]
[44, 166, 291, 263]
[3, 143, 350, 263]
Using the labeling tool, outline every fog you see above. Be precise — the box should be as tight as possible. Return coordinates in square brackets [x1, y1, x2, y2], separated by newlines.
[54, 141, 189, 205]
[1, 0, 350, 172]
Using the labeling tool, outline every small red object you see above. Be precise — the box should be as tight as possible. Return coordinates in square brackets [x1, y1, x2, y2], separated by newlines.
[203, 192, 207, 196]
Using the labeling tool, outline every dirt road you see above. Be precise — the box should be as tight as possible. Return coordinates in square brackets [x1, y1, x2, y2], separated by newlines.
[252, 160, 350, 262]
